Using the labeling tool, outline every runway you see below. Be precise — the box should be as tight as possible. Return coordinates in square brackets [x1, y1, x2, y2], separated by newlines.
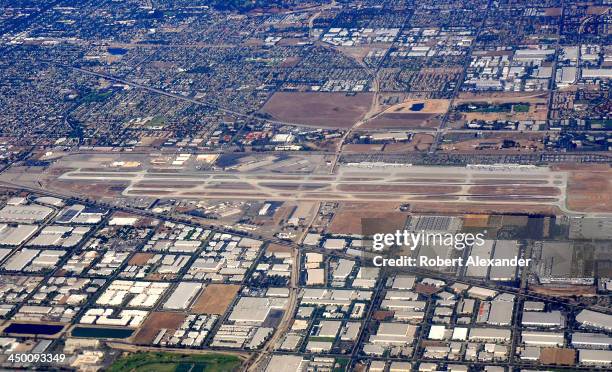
[58, 165, 568, 207]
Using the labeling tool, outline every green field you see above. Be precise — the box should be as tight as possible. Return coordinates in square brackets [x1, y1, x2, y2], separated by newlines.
[457, 102, 530, 113]
[106, 352, 242, 372]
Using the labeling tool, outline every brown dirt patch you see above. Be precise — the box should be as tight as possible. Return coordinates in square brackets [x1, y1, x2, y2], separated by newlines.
[384, 133, 434, 152]
[529, 285, 597, 297]
[343, 144, 385, 152]
[328, 210, 407, 235]
[539, 348, 576, 365]
[191, 284, 241, 315]
[372, 311, 394, 321]
[133, 312, 186, 344]
[363, 113, 441, 129]
[382, 99, 450, 114]
[463, 214, 490, 228]
[261, 92, 373, 128]
[586, 6, 610, 15]
[544, 7, 563, 16]
[129, 253, 155, 266]
[48, 180, 128, 198]
[566, 168, 612, 213]
[267, 243, 292, 254]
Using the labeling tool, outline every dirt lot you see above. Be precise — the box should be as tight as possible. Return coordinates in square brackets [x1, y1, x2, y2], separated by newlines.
[564, 166, 612, 213]
[129, 253, 155, 266]
[529, 285, 597, 297]
[266, 243, 292, 255]
[544, 7, 563, 16]
[384, 133, 434, 152]
[381, 98, 450, 114]
[48, 180, 128, 198]
[363, 112, 442, 129]
[133, 312, 186, 344]
[192, 284, 241, 315]
[463, 214, 490, 228]
[261, 92, 373, 128]
[343, 143, 385, 152]
[539, 348, 576, 365]
[328, 203, 408, 235]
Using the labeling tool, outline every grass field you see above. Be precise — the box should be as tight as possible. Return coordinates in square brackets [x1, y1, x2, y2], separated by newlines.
[107, 352, 241, 372]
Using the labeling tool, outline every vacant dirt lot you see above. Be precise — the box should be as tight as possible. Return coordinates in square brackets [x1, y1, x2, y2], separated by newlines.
[463, 214, 490, 228]
[192, 284, 241, 315]
[328, 208, 408, 235]
[261, 92, 373, 128]
[133, 312, 186, 344]
[363, 112, 441, 129]
[529, 284, 597, 297]
[129, 253, 155, 266]
[266, 243, 292, 255]
[539, 348, 577, 365]
[564, 166, 612, 213]
[343, 143, 385, 152]
[383, 98, 450, 114]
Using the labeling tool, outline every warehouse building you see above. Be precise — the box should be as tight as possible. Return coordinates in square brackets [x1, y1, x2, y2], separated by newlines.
[369, 322, 418, 346]
[466, 240, 494, 278]
[578, 349, 612, 366]
[489, 240, 519, 281]
[265, 355, 306, 372]
[575, 309, 612, 332]
[521, 331, 565, 347]
[0, 205, 53, 223]
[572, 332, 612, 349]
[163, 282, 203, 310]
[0, 224, 38, 246]
[228, 296, 287, 324]
[522, 311, 565, 328]
[468, 328, 511, 343]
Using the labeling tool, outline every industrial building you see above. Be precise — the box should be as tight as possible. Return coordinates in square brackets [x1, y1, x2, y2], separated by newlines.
[575, 310, 612, 332]
[228, 296, 287, 324]
[265, 355, 306, 372]
[522, 311, 565, 328]
[466, 240, 494, 278]
[521, 331, 565, 347]
[489, 240, 519, 281]
[468, 328, 511, 343]
[0, 205, 53, 223]
[571, 332, 612, 349]
[578, 349, 612, 366]
[0, 224, 38, 246]
[369, 322, 418, 346]
[163, 282, 203, 310]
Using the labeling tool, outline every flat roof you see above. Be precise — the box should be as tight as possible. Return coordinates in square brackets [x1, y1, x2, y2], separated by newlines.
[489, 240, 519, 281]
[0, 205, 53, 223]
